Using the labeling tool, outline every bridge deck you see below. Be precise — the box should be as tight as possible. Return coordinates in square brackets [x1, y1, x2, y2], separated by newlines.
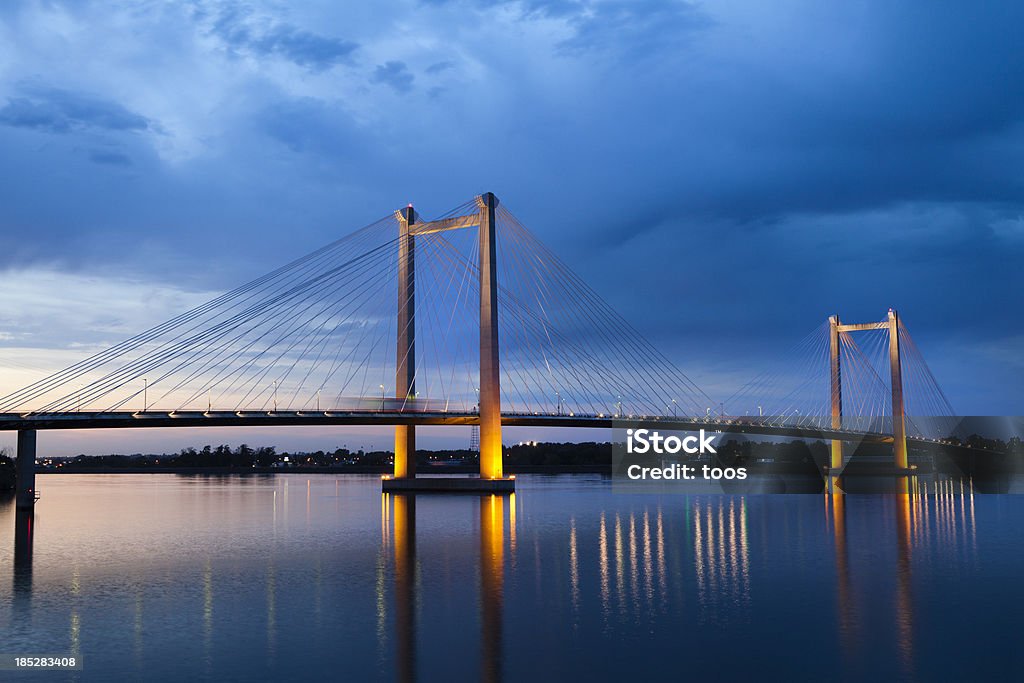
[0, 410, 923, 445]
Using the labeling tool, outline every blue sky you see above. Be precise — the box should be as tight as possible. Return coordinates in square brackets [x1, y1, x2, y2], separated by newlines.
[0, 1, 1021, 454]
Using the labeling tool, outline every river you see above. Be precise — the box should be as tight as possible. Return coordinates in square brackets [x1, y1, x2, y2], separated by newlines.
[1, 473, 1020, 681]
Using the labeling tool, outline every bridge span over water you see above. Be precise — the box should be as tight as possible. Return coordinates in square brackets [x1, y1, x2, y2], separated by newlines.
[0, 409, 926, 445]
[2, 193, 961, 500]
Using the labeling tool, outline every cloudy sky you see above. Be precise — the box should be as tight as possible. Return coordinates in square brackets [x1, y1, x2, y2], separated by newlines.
[0, 1, 1021, 454]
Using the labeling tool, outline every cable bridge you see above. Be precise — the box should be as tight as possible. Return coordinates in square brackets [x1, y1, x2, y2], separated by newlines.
[0, 193, 961, 499]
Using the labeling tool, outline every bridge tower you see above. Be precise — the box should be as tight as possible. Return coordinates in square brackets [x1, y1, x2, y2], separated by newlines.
[828, 315, 843, 476]
[390, 193, 507, 486]
[887, 309, 908, 470]
[477, 193, 503, 480]
[829, 309, 909, 478]
[395, 206, 417, 478]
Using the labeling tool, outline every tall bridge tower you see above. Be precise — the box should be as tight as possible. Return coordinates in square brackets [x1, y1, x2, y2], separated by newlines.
[390, 193, 508, 488]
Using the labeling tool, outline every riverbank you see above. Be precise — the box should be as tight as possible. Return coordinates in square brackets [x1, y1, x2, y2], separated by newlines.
[37, 464, 612, 475]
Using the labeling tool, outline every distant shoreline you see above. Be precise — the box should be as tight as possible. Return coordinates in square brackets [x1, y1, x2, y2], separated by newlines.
[36, 465, 612, 475]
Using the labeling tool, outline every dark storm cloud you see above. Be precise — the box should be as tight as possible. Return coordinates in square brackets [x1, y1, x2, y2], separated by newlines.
[0, 86, 150, 134]
[569, 2, 1024, 245]
[425, 61, 454, 75]
[258, 97, 365, 156]
[371, 62, 414, 93]
[207, 4, 357, 71]
[556, 1, 710, 55]
[419, 0, 707, 54]
[252, 26, 357, 70]
[419, 0, 580, 16]
[88, 150, 133, 166]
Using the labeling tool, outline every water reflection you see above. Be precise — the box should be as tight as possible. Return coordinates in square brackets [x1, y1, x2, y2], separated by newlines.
[828, 493, 856, 660]
[692, 498, 751, 615]
[12, 501, 33, 622]
[569, 517, 579, 616]
[133, 589, 144, 670]
[203, 556, 214, 674]
[13, 504, 33, 575]
[598, 512, 609, 621]
[0, 474, 1004, 681]
[910, 476, 978, 556]
[266, 554, 276, 664]
[392, 494, 417, 683]
[480, 494, 504, 683]
[587, 500, 757, 624]
[382, 492, 512, 682]
[825, 477, 978, 673]
[895, 493, 913, 675]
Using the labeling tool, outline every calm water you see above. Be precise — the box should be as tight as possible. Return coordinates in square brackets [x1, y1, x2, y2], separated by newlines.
[1, 474, 1021, 681]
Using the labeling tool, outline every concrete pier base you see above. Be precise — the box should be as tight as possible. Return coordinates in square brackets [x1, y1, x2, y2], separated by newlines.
[382, 476, 515, 494]
[16, 430, 36, 509]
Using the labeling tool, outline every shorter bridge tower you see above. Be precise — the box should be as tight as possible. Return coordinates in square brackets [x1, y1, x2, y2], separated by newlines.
[829, 309, 908, 481]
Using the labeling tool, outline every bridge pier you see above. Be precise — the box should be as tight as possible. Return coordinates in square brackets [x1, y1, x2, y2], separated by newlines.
[16, 429, 37, 509]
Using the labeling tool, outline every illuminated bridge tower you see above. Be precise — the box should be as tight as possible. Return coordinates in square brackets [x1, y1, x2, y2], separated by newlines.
[386, 193, 512, 492]
[829, 309, 909, 486]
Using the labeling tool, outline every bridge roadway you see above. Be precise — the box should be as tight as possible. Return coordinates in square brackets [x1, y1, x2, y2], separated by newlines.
[0, 409, 947, 446]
